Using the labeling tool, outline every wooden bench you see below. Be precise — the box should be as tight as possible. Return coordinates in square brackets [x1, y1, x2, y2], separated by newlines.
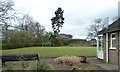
[0, 54, 39, 65]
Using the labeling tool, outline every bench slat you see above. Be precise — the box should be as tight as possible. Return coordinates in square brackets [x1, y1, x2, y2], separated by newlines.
[1, 54, 39, 65]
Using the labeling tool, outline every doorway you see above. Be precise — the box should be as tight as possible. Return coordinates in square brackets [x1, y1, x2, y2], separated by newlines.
[97, 35, 103, 59]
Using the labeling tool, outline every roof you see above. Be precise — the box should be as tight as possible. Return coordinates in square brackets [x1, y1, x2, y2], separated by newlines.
[59, 33, 73, 37]
[98, 18, 120, 34]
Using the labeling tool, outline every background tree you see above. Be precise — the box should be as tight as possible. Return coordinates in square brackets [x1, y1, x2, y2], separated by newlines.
[0, 0, 16, 42]
[1, 0, 47, 49]
[51, 7, 64, 37]
[87, 17, 109, 40]
[16, 14, 46, 38]
[50, 7, 64, 46]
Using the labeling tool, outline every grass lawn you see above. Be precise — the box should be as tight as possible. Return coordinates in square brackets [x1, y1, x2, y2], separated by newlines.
[1, 47, 96, 57]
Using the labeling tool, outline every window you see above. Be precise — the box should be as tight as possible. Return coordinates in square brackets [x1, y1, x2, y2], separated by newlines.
[98, 35, 103, 51]
[110, 33, 116, 49]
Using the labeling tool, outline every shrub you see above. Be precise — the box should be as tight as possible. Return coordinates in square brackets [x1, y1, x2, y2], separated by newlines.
[54, 56, 87, 66]
[57, 38, 71, 46]
[4, 64, 13, 71]
[54, 56, 81, 66]
[2, 31, 33, 50]
[79, 56, 87, 63]
[32, 61, 51, 72]
[2, 43, 23, 50]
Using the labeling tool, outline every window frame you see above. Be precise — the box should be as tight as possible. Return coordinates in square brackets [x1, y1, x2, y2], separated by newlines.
[98, 35, 103, 51]
[110, 33, 116, 49]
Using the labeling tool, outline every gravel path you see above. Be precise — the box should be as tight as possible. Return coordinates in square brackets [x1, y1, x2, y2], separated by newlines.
[40, 57, 102, 70]
[1, 57, 118, 70]
[40, 57, 118, 70]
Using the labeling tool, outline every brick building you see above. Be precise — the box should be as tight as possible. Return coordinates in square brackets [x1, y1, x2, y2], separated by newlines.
[97, 18, 120, 65]
[57, 33, 73, 39]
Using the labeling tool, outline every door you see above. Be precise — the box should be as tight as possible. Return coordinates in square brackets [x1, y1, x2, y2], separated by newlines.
[97, 35, 103, 59]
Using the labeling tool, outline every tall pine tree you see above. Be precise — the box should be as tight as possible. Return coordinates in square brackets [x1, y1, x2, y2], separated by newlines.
[50, 7, 64, 46]
[51, 7, 64, 37]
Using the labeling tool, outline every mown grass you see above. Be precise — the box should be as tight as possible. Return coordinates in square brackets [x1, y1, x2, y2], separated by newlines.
[1, 47, 96, 57]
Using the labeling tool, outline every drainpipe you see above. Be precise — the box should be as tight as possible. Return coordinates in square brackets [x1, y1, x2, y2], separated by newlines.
[118, 31, 120, 70]
[106, 33, 108, 63]
[97, 36, 99, 58]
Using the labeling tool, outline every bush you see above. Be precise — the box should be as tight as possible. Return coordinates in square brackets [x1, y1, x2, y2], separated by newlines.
[32, 61, 51, 72]
[2, 43, 31, 50]
[54, 56, 87, 66]
[69, 39, 91, 46]
[2, 31, 33, 50]
[3, 60, 51, 71]
[57, 38, 71, 46]
[54, 56, 81, 66]
[42, 42, 54, 47]
[2, 43, 22, 50]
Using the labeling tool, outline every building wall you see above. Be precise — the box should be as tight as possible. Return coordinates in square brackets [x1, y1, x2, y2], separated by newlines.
[108, 32, 118, 64]
[103, 31, 119, 64]
[103, 33, 106, 63]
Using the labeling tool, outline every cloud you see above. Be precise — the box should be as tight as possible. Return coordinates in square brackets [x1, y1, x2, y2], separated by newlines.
[13, 0, 119, 39]
[119, 1, 120, 18]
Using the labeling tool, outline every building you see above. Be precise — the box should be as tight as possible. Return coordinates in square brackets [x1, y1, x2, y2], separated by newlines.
[90, 39, 97, 46]
[57, 33, 73, 39]
[97, 18, 120, 65]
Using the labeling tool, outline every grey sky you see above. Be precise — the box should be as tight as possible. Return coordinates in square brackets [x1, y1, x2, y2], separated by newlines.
[13, 0, 119, 39]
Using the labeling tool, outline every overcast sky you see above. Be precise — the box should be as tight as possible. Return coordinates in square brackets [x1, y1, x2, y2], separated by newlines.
[13, 0, 119, 39]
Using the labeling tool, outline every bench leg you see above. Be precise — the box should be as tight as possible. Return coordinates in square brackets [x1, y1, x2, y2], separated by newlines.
[2, 61, 5, 66]
[37, 58, 39, 61]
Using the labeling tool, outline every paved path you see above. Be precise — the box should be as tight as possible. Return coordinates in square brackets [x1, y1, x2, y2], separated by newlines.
[96, 64, 118, 70]
[1, 57, 119, 70]
[40, 57, 119, 70]
[0, 60, 2, 71]
[87, 57, 118, 70]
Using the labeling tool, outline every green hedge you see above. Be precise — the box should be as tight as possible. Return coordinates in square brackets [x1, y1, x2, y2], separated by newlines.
[2, 43, 32, 50]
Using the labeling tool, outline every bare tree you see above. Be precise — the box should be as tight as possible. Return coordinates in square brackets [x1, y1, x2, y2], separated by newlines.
[87, 17, 109, 40]
[16, 14, 46, 38]
[34, 22, 45, 38]
[0, 0, 16, 42]
[112, 16, 118, 22]
[1, 0, 47, 48]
